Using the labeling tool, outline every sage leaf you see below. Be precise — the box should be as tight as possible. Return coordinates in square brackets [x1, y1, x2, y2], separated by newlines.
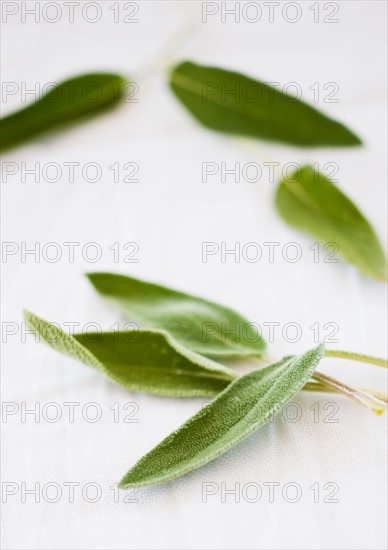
[119, 344, 325, 488]
[24, 310, 236, 397]
[87, 272, 266, 359]
[275, 165, 387, 281]
[169, 61, 361, 147]
[0, 73, 127, 151]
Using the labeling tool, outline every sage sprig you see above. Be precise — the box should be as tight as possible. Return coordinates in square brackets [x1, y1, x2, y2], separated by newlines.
[275, 165, 387, 281]
[24, 310, 236, 397]
[0, 73, 127, 151]
[169, 61, 361, 147]
[86, 272, 266, 359]
[24, 309, 385, 407]
[24, 273, 387, 488]
[119, 346, 325, 488]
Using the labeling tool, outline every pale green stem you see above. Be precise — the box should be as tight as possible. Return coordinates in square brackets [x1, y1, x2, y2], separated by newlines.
[313, 371, 386, 415]
[303, 380, 388, 403]
[325, 349, 388, 368]
[252, 354, 387, 410]
[133, 7, 201, 82]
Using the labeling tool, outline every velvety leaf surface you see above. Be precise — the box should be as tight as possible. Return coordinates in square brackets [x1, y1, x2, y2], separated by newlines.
[170, 61, 361, 147]
[24, 311, 236, 397]
[119, 345, 325, 488]
[0, 73, 127, 151]
[87, 272, 266, 358]
[275, 165, 387, 281]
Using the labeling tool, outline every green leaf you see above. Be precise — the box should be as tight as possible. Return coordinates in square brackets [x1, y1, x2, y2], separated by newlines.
[275, 165, 387, 281]
[169, 61, 361, 147]
[0, 73, 127, 151]
[119, 344, 325, 488]
[24, 310, 236, 397]
[86, 272, 266, 359]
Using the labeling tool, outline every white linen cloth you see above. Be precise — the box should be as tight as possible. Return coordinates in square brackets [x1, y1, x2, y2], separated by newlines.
[1, 2, 387, 549]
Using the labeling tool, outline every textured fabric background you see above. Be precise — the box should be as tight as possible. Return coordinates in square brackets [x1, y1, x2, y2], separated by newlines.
[1, 2, 387, 549]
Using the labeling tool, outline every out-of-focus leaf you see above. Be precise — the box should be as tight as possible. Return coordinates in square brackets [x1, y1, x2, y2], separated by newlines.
[0, 73, 127, 151]
[24, 310, 236, 397]
[87, 272, 266, 359]
[169, 61, 361, 147]
[275, 165, 387, 281]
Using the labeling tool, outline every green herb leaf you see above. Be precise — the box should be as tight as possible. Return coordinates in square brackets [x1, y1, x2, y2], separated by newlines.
[119, 344, 325, 488]
[275, 165, 387, 281]
[86, 272, 266, 359]
[169, 61, 361, 147]
[24, 310, 236, 397]
[0, 73, 127, 151]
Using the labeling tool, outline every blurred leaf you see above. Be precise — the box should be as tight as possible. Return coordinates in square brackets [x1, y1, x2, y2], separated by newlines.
[169, 61, 361, 147]
[275, 165, 387, 281]
[87, 272, 266, 359]
[0, 73, 127, 151]
[24, 310, 236, 397]
[119, 345, 325, 488]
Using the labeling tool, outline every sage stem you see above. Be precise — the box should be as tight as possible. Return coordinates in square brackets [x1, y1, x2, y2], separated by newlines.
[313, 371, 386, 414]
[324, 350, 388, 368]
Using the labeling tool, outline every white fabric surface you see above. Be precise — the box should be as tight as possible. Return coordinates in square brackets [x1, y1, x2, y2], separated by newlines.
[1, 1, 387, 549]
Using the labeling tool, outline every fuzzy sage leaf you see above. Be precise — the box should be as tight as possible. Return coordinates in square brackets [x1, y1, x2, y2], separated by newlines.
[119, 344, 325, 488]
[275, 165, 387, 281]
[86, 272, 266, 358]
[0, 73, 127, 151]
[169, 61, 361, 147]
[24, 310, 236, 397]
[23, 311, 382, 403]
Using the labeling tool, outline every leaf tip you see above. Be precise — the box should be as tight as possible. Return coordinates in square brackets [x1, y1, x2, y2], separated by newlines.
[22, 309, 34, 326]
[343, 129, 362, 146]
[118, 473, 141, 490]
[85, 271, 103, 286]
[315, 341, 326, 356]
